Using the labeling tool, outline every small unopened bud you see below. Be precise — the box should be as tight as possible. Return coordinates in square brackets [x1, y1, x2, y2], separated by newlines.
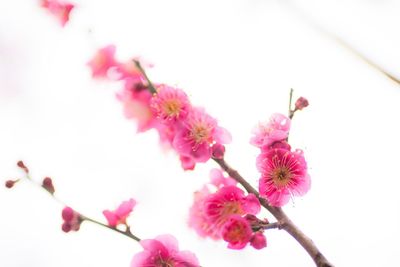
[42, 177, 55, 194]
[211, 143, 225, 159]
[250, 232, 267, 250]
[5, 179, 18, 189]
[295, 97, 309, 111]
[61, 207, 82, 233]
[17, 161, 29, 173]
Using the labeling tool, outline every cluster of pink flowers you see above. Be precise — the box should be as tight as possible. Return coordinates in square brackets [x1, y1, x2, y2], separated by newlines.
[252, 113, 311, 207]
[88, 45, 231, 170]
[40, 0, 74, 27]
[189, 169, 268, 250]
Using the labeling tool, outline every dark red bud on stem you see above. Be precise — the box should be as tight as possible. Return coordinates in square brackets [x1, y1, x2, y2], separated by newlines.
[42, 177, 55, 194]
[17, 161, 29, 173]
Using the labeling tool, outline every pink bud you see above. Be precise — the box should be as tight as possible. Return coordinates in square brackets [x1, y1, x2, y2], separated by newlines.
[295, 97, 309, 111]
[61, 207, 82, 233]
[62, 207, 74, 221]
[42, 177, 55, 194]
[211, 143, 225, 159]
[250, 232, 267, 250]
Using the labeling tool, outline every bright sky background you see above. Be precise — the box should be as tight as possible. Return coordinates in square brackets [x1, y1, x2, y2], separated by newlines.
[1, 0, 400, 266]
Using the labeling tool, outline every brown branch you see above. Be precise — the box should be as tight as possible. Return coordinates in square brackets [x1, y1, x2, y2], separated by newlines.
[213, 157, 333, 267]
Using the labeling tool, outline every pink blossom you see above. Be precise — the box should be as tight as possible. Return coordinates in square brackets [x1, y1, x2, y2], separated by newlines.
[211, 143, 225, 159]
[188, 186, 221, 239]
[180, 155, 196, 171]
[131, 234, 199, 267]
[221, 215, 253, 249]
[103, 198, 136, 227]
[204, 186, 260, 228]
[173, 108, 231, 163]
[117, 78, 157, 132]
[40, 0, 74, 27]
[87, 45, 118, 79]
[250, 113, 291, 149]
[61, 207, 82, 232]
[250, 232, 267, 249]
[257, 148, 311, 207]
[151, 85, 191, 123]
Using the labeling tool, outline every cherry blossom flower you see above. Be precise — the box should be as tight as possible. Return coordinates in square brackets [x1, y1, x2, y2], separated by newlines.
[131, 234, 199, 267]
[103, 198, 136, 227]
[257, 148, 311, 207]
[250, 113, 291, 149]
[40, 0, 74, 27]
[173, 108, 231, 163]
[221, 215, 253, 250]
[61, 207, 82, 233]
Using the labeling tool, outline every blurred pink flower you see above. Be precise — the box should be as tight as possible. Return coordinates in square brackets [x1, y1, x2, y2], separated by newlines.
[103, 198, 136, 227]
[131, 234, 199, 267]
[87, 45, 118, 78]
[250, 232, 267, 250]
[209, 168, 236, 188]
[40, 0, 74, 27]
[257, 148, 310, 207]
[250, 113, 291, 149]
[221, 215, 252, 250]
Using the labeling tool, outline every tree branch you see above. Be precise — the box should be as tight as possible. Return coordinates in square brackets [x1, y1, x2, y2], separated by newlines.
[213, 157, 333, 267]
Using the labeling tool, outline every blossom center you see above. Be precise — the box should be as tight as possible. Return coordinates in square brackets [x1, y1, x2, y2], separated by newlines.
[163, 100, 181, 117]
[190, 124, 211, 144]
[272, 167, 292, 187]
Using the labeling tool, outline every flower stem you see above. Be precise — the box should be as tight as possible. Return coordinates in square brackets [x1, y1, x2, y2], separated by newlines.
[213, 157, 333, 267]
[22, 174, 141, 243]
[133, 60, 157, 94]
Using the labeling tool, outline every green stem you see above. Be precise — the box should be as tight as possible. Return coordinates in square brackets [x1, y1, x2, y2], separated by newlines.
[133, 60, 157, 94]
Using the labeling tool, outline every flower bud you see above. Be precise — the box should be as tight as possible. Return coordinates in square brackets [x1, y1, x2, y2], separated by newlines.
[5, 179, 18, 189]
[211, 143, 225, 159]
[17, 161, 29, 173]
[42, 177, 55, 194]
[250, 232, 267, 249]
[295, 97, 309, 111]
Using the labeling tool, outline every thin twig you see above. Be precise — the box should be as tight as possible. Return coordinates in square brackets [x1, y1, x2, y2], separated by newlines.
[133, 60, 157, 94]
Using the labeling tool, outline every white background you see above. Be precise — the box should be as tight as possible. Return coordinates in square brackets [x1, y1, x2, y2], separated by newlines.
[1, 0, 400, 266]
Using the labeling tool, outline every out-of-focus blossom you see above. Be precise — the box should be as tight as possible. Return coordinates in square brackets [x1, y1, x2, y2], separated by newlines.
[250, 113, 291, 149]
[87, 45, 118, 78]
[103, 198, 136, 227]
[131, 234, 200, 267]
[221, 215, 253, 250]
[40, 0, 74, 27]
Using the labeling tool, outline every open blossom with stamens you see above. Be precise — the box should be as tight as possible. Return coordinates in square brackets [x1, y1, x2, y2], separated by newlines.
[151, 85, 191, 123]
[131, 234, 199, 267]
[204, 186, 260, 228]
[40, 0, 74, 27]
[250, 113, 291, 149]
[257, 148, 311, 207]
[173, 108, 231, 163]
[103, 198, 136, 227]
[87, 45, 118, 78]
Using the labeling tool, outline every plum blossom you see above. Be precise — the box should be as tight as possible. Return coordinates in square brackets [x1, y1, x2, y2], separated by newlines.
[103, 198, 136, 227]
[204, 186, 260, 228]
[295, 96, 309, 111]
[257, 148, 310, 207]
[173, 108, 231, 163]
[61, 207, 82, 232]
[40, 0, 74, 27]
[250, 232, 267, 249]
[151, 85, 191, 123]
[250, 113, 291, 149]
[131, 235, 199, 267]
